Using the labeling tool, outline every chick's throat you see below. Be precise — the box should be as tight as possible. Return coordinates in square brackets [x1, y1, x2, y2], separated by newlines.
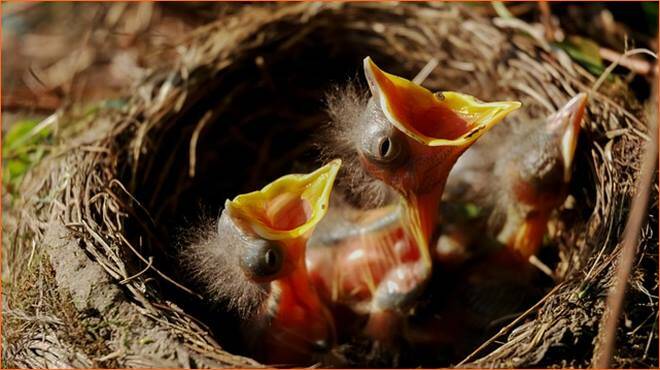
[400, 187, 444, 273]
[267, 250, 336, 349]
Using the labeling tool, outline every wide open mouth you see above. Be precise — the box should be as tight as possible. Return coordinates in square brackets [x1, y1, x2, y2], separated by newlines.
[363, 56, 521, 147]
[227, 159, 341, 240]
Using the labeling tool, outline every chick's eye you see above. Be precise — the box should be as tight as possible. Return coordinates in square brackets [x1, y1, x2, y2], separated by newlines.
[379, 137, 392, 158]
[240, 241, 284, 279]
[263, 248, 280, 270]
[372, 134, 403, 164]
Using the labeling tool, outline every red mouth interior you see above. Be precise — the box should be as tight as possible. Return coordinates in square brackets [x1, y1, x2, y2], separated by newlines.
[405, 103, 472, 141]
[380, 82, 472, 142]
[260, 193, 312, 231]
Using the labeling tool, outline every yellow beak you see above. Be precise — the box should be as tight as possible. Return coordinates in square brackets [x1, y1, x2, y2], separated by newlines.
[227, 159, 341, 240]
[363, 56, 521, 147]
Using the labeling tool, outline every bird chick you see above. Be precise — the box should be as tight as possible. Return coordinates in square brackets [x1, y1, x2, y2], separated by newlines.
[412, 93, 588, 359]
[311, 57, 521, 342]
[494, 92, 587, 261]
[181, 160, 341, 365]
[439, 92, 588, 264]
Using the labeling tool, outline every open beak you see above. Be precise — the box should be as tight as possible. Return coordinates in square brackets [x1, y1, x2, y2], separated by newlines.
[228, 161, 341, 363]
[547, 92, 587, 182]
[363, 56, 521, 147]
[227, 159, 341, 240]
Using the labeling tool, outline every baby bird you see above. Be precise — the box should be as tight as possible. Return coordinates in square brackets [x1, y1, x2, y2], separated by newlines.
[411, 93, 588, 359]
[492, 92, 587, 261]
[182, 160, 341, 365]
[309, 57, 521, 342]
[438, 92, 588, 265]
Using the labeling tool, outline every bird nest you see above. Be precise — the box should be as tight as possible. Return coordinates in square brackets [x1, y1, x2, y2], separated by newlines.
[4, 3, 657, 368]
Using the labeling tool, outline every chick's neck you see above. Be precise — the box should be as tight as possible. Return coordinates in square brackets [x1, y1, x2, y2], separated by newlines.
[400, 186, 444, 271]
[270, 238, 333, 335]
[497, 204, 552, 262]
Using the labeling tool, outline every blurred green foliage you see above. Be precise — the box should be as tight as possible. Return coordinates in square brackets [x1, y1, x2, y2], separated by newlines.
[2, 118, 53, 195]
[555, 36, 606, 76]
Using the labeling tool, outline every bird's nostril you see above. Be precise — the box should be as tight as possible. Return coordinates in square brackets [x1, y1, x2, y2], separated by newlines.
[312, 339, 330, 352]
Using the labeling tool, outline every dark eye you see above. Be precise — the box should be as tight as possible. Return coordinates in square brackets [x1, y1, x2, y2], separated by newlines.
[240, 241, 284, 279]
[370, 134, 404, 164]
[378, 137, 392, 158]
[359, 102, 408, 166]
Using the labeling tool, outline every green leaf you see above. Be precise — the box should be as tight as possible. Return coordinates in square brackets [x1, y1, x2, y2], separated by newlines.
[554, 36, 605, 76]
[6, 159, 27, 179]
[2, 118, 53, 193]
[3, 119, 39, 154]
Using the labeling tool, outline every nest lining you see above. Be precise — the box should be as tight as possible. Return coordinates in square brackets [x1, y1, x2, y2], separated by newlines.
[4, 3, 657, 368]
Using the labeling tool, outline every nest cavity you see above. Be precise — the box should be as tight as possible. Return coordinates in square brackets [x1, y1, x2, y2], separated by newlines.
[5, 3, 657, 368]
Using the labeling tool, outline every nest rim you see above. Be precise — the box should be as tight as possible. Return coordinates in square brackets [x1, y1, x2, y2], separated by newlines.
[5, 3, 657, 368]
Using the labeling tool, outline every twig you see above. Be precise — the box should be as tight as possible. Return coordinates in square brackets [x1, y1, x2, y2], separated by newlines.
[189, 110, 213, 178]
[599, 47, 654, 76]
[643, 315, 657, 360]
[541, 51, 652, 133]
[537, 2, 555, 41]
[95, 348, 124, 362]
[592, 79, 658, 368]
[117, 233, 202, 299]
[493, 17, 551, 51]
[119, 256, 153, 284]
[109, 179, 157, 228]
[590, 48, 657, 95]
[1, 93, 61, 113]
[456, 284, 562, 366]
[474, 3, 533, 17]
[529, 255, 556, 280]
[491, 2, 513, 19]
[412, 58, 438, 85]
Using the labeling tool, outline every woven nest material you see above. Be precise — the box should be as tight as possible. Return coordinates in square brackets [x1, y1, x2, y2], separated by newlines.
[4, 3, 657, 368]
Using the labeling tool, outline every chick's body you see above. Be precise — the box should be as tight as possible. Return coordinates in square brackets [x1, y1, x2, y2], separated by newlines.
[181, 162, 342, 365]
[308, 57, 520, 348]
[413, 94, 588, 358]
[307, 203, 429, 345]
[440, 93, 587, 263]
